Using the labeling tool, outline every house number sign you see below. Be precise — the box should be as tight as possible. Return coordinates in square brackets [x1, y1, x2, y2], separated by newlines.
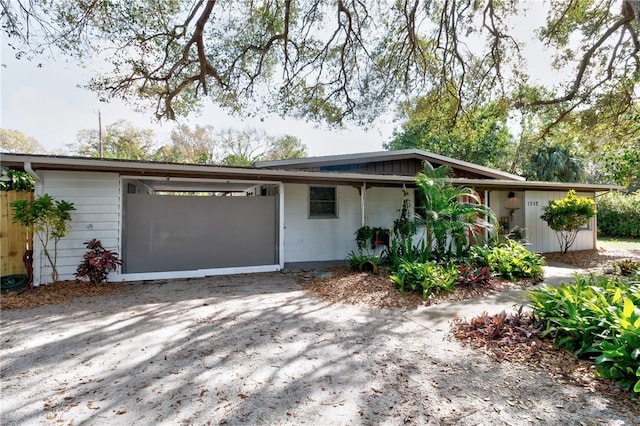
[527, 201, 539, 207]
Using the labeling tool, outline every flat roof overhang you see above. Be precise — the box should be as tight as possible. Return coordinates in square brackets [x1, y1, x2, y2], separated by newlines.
[1, 153, 621, 192]
[0, 153, 416, 187]
[452, 178, 621, 192]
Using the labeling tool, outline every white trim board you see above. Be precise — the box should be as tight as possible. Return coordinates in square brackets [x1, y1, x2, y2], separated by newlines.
[113, 264, 281, 282]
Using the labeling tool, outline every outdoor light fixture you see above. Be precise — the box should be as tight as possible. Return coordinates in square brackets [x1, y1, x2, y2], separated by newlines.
[505, 191, 520, 217]
[0, 166, 11, 182]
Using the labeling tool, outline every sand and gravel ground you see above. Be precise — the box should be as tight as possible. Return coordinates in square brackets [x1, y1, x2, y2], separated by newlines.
[0, 242, 638, 425]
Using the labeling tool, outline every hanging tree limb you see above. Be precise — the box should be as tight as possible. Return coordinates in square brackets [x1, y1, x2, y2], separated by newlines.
[0, 0, 637, 129]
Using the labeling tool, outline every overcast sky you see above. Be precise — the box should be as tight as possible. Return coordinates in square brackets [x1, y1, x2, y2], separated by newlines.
[0, 3, 553, 158]
[0, 39, 394, 157]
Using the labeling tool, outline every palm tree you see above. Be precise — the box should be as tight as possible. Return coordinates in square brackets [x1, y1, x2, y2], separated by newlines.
[415, 164, 497, 260]
[529, 146, 585, 182]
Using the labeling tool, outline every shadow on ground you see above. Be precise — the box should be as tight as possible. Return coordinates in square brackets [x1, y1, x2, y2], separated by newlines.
[1, 271, 637, 425]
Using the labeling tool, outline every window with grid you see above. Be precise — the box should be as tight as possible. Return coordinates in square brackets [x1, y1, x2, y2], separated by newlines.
[309, 186, 337, 218]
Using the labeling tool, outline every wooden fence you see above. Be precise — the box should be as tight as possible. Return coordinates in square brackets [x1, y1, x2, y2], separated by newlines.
[1, 191, 33, 276]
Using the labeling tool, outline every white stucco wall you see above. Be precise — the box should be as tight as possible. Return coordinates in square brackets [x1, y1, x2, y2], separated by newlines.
[34, 171, 120, 285]
[524, 190, 596, 253]
[282, 183, 360, 263]
[282, 184, 410, 263]
[365, 186, 412, 230]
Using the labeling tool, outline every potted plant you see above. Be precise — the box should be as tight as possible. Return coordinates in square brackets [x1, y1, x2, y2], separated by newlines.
[371, 227, 390, 248]
[393, 191, 417, 244]
[355, 226, 374, 252]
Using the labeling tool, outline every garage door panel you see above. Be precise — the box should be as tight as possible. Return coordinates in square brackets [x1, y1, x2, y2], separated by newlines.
[125, 194, 277, 273]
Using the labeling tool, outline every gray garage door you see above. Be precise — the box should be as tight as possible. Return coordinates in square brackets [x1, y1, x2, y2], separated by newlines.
[123, 194, 278, 273]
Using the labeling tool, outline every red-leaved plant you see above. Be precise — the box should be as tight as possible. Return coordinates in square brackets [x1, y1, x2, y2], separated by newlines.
[75, 239, 123, 284]
[456, 264, 492, 287]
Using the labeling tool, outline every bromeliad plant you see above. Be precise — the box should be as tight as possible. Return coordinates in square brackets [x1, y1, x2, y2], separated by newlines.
[75, 239, 123, 284]
[456, 264, 492, 287]
[613, 259, 640, 276]
[451, 306, 542, 342]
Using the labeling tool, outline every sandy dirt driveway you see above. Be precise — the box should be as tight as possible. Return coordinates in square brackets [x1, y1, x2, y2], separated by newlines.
[1, 272, 637, 425]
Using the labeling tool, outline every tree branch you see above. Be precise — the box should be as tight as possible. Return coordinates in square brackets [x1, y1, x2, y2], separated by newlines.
[524, 14, 634, 108]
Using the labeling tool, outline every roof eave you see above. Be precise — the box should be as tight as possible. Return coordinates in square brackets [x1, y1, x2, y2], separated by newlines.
[1, 153, 621, 192]
[255, 149, 525, 181]
[451, 178, 622, 192]
[0, 153, 416, 186]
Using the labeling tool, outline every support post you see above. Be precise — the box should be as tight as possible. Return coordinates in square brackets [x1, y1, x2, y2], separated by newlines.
[361, 182, 366, 227]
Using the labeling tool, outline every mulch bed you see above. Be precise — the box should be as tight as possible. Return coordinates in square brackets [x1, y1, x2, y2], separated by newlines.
[302, 266, 538, 310]
[543, 246, 640, 273]
[450, 310, 640, 414]
[0, 280, 123, 310]
[3, 245, 637, 311]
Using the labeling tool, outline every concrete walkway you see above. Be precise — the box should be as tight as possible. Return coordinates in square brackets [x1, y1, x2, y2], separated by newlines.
[405, 260, 585, 330]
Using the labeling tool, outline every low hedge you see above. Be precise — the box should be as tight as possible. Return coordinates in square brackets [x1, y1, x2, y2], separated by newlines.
[597, 191, 640, 238]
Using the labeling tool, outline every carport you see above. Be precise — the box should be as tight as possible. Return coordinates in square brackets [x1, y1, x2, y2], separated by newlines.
[121, 177, 282, 280]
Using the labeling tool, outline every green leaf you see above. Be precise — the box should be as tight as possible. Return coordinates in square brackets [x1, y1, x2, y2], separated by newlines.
[622, 297, 635, 320]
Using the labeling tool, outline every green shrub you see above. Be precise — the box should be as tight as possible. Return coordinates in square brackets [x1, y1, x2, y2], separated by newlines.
[390, 260, 458, 299]
[11, 194, 75, 283]
[0, 168, 34, 191]
[467, 244, 492, 268]
[540, 190, 596, 254]
[597, 191, 640, 238]
[595, 296, 640, 394]
[529, 275, 640, 394]
[470, 240, 544, 280]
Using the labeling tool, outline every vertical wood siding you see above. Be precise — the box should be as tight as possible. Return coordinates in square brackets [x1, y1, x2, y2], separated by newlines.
[35, 171, 120, 284]
[524, 191, 596, 253]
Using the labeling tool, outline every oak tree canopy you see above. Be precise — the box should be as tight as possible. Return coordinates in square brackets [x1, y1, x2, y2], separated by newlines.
[2, 0, 638, 130]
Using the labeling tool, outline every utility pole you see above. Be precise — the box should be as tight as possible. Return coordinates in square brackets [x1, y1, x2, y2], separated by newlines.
[97, 110, 103, 158]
